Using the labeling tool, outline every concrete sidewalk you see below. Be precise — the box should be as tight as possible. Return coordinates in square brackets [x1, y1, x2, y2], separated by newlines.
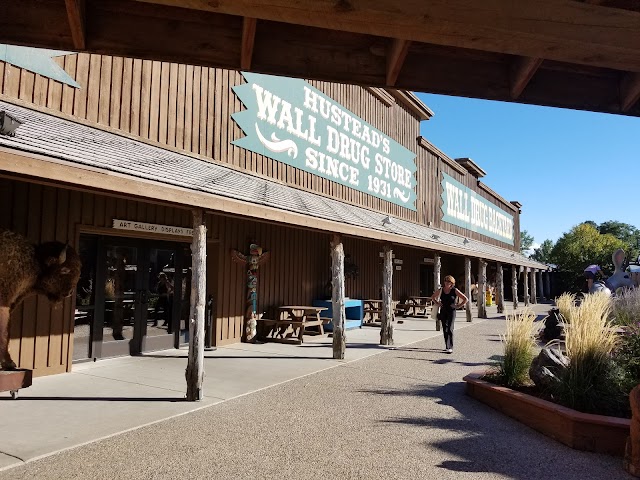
[3, 302, 613, 480]
[1, 309, 484, 471]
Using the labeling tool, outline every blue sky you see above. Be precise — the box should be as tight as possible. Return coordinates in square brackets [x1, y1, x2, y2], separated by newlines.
[414, 93, 640, 248]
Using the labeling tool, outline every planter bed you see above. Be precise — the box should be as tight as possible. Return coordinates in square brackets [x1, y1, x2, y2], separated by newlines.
[464, 371, 630, 456]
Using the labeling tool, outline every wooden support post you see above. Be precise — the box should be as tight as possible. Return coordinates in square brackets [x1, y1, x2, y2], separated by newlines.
[523, 266, 530, 307]
[434, 253, 441, 331]
[537, 270, 544, 300]
[544, 271, 551, 301]
[330, 234, 346, 359]
[186, 209, 206, 402]
[530, 269, 537, 304]
[380, 244, 394, 345]
[496, 262, 505, 314]
[512, 265, 519, 310]
[478, 259, 487, 319]
[464, 257, 472, 322]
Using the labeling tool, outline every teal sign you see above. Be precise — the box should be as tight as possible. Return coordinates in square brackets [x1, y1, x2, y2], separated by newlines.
[0, 44, 79, 88]
[441, 173, 514, 245]
[232, 72, 417, 210]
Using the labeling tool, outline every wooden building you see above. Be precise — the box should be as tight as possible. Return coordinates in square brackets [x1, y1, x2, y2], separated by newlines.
[0, 48, 547, 377]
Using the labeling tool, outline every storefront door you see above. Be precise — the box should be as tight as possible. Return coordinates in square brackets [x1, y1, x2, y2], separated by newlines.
[74, 235, 191, 360]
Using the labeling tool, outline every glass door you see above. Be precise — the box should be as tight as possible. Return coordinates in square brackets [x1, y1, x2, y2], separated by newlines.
[76, 235, 190, 360]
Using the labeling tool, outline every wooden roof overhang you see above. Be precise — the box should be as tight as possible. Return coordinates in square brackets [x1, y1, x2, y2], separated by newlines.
[0, 99, 547, 269]
[1, 1, 639, 116]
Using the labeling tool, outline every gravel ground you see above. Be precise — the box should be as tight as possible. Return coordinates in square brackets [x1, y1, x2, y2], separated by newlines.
[1, 315, 630, 480]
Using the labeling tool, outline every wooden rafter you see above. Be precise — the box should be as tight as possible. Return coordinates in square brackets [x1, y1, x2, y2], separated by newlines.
[510, 56, 543, 99]
[241, 17, 257, 70]
[64, 0, 85, 50]
[386, 39, 411, 86]
[134, 0, 640, 72]
[620, 72, 640, 112]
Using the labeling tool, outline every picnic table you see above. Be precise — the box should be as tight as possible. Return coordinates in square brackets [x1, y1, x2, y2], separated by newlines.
[257, 306, 328, 344]
[396, 296, 433, 317]
[363, 299, 383, 326]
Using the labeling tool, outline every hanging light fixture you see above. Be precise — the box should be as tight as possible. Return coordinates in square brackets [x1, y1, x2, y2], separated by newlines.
[0, 111, 22, 137]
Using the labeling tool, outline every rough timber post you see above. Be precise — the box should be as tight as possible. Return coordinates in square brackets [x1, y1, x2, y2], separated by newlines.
[512, 265, 519, 310]
[544, 271, 551, 301]
[478, 259, 487, 319]
[434, 253, 442, 331]
[186, 209, 206, 401]
[531, 269, 538, 304]
[464, 257, 472, 322]
[537, 270, 544, 300]
[331, 234, 346, 359]
[496, 262, 505, 314]
[523, 266, 530, 306]
[380, 244, 394, 345]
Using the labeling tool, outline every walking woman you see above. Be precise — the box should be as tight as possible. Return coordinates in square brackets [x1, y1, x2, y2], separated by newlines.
[431, 275, 468, 354]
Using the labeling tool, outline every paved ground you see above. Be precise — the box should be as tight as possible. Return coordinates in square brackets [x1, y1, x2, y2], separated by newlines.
[0, 303, 631, 479]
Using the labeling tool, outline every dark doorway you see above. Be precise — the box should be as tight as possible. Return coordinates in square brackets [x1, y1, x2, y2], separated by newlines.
[74, 235, 191, 360]
[419, 264, 434, 297]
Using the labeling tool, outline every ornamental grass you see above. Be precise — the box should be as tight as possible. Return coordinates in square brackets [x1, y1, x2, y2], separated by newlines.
[553, 291, 625, 416]
[611, 288, 640, 326]
[555, 292, 576, 323]
[496, 309, 538, 388]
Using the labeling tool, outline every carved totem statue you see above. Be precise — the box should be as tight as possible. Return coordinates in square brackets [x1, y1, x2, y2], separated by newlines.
[231, 243, 270, 342]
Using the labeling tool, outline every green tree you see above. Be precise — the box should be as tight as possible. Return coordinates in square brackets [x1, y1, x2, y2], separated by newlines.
[597, 220, 640, 263]
[549, 223, 626, 276]
[520, 230, 534, 254]
[530, 239, 554, 263]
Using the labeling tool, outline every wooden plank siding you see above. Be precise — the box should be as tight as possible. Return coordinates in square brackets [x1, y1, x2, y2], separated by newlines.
[0, 53, 520, 250]
[0, 177, 202, 376]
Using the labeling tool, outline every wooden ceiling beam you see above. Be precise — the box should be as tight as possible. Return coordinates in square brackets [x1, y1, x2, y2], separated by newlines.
[133, 0, 640, 72]
[386, 39, 411, 86]
[620, 72, 640, 112]
[510, 57, 543, 99]
[64, 0, 86, 50]
[241, 17, 257, 70]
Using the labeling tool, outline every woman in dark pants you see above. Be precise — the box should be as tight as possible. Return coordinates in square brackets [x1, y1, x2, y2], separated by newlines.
[432, 275, 468, 354]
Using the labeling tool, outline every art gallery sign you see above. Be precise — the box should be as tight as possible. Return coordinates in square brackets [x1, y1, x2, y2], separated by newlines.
[232, 72, 417, 210]
[441, 173, 514, 245]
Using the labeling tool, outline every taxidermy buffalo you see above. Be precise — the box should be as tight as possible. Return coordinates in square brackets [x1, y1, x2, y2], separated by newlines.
[0, 230, 81, 370]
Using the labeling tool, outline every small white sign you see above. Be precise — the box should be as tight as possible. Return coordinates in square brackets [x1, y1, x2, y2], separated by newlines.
[423, 258, 435, 264]
[393, 259, 403, 265]
[395, 265, 402, 270]
[112, 219, 193, 237]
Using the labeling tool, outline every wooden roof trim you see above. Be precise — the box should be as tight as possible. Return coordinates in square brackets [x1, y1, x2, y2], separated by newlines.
[510, 56, 543, 99]
[0, 148, 547, 268]
[240, 17, 257, 70]
[366, 87, 395, 107]
[478, 181, 519, 213]
[386, 39, 411, 87]
[417, 136, 467, 175]
[455, 157, 487, 178]
[64, 0, 86, 50]
[389, 90, 433, 121]
[621, 72, 640, 112]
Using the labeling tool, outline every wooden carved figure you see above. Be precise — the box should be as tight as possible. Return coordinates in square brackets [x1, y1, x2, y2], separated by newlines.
[0, 230, 81, 370]
[231, 243, 270, 342]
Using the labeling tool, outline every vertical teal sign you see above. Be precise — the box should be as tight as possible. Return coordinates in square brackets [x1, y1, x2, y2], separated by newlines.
[232, 72, 417, 210]
[441, 173, 514, 245]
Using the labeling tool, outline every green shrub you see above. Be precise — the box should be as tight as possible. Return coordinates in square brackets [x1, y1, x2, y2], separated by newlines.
[614, 322, 640, 395]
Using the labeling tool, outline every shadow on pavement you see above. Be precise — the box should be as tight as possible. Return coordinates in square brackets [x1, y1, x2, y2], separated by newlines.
[360, 381, 626, 479]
